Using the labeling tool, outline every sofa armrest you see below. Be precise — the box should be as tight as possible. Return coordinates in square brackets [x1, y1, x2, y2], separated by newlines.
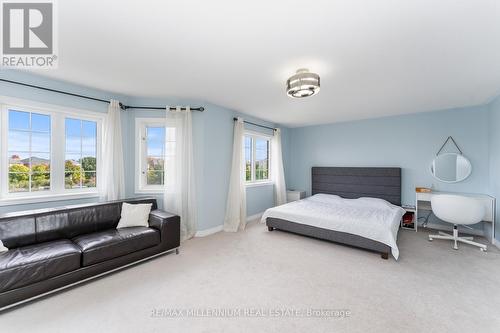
[149, 210, 180, 250]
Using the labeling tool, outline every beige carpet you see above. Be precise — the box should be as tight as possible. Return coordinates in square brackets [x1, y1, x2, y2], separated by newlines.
[1, 221, 500, 333]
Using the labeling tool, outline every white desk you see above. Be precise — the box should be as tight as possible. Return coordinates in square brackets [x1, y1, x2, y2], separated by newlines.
[415, 191, 496, 243]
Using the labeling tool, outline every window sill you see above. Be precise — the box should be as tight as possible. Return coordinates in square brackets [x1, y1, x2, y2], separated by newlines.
[0, 192, 100, 207]
[245, 181, 274, 188]
[134, 189, 164, 195]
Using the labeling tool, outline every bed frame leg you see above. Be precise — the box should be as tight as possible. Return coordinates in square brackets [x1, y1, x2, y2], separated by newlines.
[380, 252, 389, 260]
[268, 226, 274, 231]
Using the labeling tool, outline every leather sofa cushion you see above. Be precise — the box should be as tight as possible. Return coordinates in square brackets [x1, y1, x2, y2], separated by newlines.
[72, 227, 160, 266]
[0, 240, 81, 293]
[36, 212, 72, 243]
[36, 208, 100, 243]
[95, 203, 121, 230]
[0, 216, 36, 248]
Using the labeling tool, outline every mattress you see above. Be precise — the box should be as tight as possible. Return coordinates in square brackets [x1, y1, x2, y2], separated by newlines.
[261, 194, 405, 259]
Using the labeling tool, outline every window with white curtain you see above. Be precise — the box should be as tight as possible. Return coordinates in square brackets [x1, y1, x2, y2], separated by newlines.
[244, 131, 271, 184]
[135, 118, 176, 193]
[0, 98, 103, 202]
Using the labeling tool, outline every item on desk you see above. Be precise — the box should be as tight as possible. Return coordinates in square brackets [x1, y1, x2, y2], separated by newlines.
[415, 187, 432, 193]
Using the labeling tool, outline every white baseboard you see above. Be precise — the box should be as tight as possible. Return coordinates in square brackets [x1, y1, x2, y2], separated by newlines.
[246, 212, 264, 222]
[195, 225, 223, 237]
[194, 212, 265, 237]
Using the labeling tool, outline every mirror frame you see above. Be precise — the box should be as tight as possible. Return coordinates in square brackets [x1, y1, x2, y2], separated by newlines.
[430, 153, 472, 183]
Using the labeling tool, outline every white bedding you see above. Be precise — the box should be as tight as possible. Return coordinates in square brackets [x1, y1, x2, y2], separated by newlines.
[261, 194, 405, 259]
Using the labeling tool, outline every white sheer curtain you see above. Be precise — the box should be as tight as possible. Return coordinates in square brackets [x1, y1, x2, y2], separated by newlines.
[100, 99, 125, 201]
[163, 106, 197, 241]
[224, 117, 247, 232]
[271, 128, 287, 206]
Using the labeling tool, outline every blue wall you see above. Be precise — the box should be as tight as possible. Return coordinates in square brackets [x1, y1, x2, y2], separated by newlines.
[0, 71, 282, 232]
[246, 184, 275, 216]
[286, 106, 491, 207]
[489, 96, 500, 242]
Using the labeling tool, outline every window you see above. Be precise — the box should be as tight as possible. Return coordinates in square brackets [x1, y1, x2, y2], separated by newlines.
[8, 110, 51, 192]
[65, 118, 97, 189]
[244, 132, 271, 183]
[136, 118, 176, 192]
[0, 99, 103, 202]
[255, 137, 269, 181]
[245, 136, 252, 181]
[146, 126, 165, 186]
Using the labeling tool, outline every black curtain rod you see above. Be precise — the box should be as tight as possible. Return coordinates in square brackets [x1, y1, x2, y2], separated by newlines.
[233, 117, 276, 131]
[0, 78, 109, 103]
[0, 78, 204, 112]
[124, 105, 204, 111]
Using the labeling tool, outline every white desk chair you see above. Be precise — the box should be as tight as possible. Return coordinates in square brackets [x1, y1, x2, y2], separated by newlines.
[429, 194, 487, 252]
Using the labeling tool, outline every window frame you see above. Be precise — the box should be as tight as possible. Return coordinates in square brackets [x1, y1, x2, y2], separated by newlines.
[63, 117, 100, 192]
[244, 130, 273, 186]
[135, 117, 175, 194]
[0, 96, 104, 204]
[5, 108, 52, 194]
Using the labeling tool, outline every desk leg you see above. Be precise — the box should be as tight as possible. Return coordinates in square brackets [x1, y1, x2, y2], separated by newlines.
[415, 200, 418, 232]
[492, 200, 496, 244]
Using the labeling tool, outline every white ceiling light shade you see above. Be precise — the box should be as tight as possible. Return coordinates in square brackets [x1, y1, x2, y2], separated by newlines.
[286, 68, 320, 98]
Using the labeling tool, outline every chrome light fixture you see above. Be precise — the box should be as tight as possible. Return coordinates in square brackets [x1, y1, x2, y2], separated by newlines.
[286, 68, 320, 98]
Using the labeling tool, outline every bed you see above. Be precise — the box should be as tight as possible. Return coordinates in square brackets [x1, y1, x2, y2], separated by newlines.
[262, 167, 404, 259]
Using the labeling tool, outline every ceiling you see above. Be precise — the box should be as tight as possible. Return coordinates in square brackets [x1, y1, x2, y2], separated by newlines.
[30, 0, 500, 127]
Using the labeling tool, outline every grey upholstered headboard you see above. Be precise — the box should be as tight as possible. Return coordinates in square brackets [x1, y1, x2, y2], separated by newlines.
[311, 167, 402, 206]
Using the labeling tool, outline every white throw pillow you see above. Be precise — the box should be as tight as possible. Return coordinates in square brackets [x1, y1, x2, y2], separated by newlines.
[116, 203, 153, 229]
[0, 240, 8, 253]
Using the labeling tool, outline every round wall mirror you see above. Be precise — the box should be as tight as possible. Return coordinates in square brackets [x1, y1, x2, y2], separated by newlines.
[430, 153, 472, 183]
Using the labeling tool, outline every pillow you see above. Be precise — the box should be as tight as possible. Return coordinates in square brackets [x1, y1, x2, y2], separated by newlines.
[358, 197, 397, 208]
[0, 240, 8, 253]
[309, 193, 341, 203]
[116, 203, 153, 229]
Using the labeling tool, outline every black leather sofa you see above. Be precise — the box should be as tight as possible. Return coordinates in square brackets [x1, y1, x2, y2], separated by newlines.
[0, 198, 180, 310]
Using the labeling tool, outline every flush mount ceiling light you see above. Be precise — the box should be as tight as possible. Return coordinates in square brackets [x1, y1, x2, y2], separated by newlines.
[286, 68, 320, 98]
